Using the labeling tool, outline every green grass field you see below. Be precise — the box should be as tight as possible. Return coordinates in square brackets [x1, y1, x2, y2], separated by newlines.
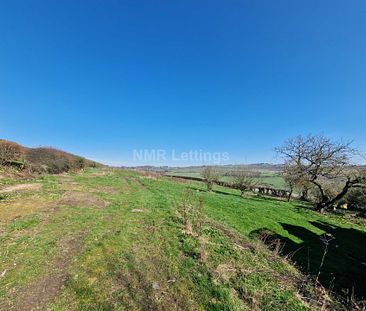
[1, 168, 365, 310]
[166, 170, 287, 189]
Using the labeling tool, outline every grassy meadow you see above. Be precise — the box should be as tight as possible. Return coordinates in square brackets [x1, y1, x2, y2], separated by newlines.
[0, 168, 365, 310]
[166, 170, 287, 189]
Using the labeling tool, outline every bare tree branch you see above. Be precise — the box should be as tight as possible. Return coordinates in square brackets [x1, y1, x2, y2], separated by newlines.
[276, 135, 365, 212]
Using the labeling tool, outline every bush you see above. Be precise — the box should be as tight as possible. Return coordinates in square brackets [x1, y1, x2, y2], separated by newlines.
[1, 140, 97, 175]
[0, 140, 23, 165]
[75, 156, 86, 170]
[344, 188, 366, 210]
[232, 170, 259, 196]
[26, 147, 73, 174]
[201, 167, 220, 192]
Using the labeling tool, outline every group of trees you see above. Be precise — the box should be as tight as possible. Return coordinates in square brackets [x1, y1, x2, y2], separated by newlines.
[201, 135, 366, 213]
[201, 166, 259, 196]
[277, 135, 366, 212]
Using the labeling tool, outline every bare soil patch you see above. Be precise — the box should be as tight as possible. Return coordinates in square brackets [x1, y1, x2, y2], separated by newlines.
[60, 191, 109, 208]
[0, 183, 42, 193]
[114, 254, 189, 311]
[59, 178, 85, 192]
[97, 186, 119, 194]
[10, 233, 86, 311]
[132, 209, 145, 213]
[139, 171, 161, 180]
[0, 195, 56, 222]
[90, 171, 109, 176]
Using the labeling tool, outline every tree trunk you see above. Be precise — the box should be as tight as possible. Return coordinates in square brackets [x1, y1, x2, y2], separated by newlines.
[315, 202, 327, 213]
[287, 188, 293, 201]
[315, 179, 353, 212]
[207, 182, 213, 192]
[300, 188, 308, 201]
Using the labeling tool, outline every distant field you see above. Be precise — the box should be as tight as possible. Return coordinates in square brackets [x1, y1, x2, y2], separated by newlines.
[166, 170, 288, 189]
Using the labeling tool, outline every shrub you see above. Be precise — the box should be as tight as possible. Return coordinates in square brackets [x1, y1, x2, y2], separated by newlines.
[0, 139, 24, 165]
[232, 170, 259, 196]
[0, 140, 23, 165]
[75, 156, 86, 170]
[26, 147, 73, 174]
[176, 189, 204, 236]
[344, 188, 366, 210]
[1, 140, 97, 175]
[201, 166, 220, 192]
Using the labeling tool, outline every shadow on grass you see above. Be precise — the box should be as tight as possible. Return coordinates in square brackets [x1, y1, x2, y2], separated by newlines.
[250, 221, 366, 300]
[187, 184, 315, 210]
[187, 186, 207, 193]
[186, 186, 237, 196]
[187, 186, 251, 199]
[187, 185, 284, 201]
[213, 189, 241, 197]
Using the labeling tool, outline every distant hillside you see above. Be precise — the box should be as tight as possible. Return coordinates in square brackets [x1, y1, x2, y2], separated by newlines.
[168, 163, 283, 172]
[0, 139, 100, 177]
[128, 163, 286, 188]
[130, 163, 283, 172]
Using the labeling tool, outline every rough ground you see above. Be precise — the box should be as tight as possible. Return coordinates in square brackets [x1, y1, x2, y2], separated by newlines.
[12, 234, 85, 311]
[0, 183, 42, 193]
[0, 168, 364, 310]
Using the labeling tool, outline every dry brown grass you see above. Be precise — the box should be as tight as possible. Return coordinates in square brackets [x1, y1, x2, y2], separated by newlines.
[0, 194, 55, 223]
[0, 183, 42, 193]
[214, 263, 237, 282]
[96, 186, 119, 194]
[60, 191, 109, 208]
[139, 170, 161, 180]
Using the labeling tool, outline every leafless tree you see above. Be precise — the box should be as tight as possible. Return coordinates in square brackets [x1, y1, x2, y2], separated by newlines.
[233, 170, 259, 196]
[283, 164, 298, 201]
[276, 135, 366, 212]
[201, 166, 220, 192]
[283, 163, 311, 201]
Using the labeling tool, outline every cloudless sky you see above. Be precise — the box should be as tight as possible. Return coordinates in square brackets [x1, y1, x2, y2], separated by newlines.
[1, 0, 365, 166]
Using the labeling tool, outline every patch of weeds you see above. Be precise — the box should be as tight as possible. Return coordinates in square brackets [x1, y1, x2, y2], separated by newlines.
[8, 215, 40, 232]
[0, 178, 20, 187]
[14, 235, 32, 245]
[38, 175, 63, 196]
[179, 233, 201, 259]
[181, 258, 242, 310]
[176, 188, 204, 236]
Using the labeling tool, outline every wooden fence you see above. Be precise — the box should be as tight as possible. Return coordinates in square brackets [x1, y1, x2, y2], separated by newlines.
[167, 175, 290, 199]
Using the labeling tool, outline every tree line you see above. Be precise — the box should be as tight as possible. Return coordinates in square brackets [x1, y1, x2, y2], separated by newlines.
[201, 135, 366, 213]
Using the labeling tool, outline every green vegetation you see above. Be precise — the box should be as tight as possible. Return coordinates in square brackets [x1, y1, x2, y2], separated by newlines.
[0, 139, 98, 176]
[167, 170, 287, 189]
[1, 168, 365, 310]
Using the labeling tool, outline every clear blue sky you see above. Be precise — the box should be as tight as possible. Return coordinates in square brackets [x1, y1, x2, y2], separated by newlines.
[1, 1, 365, 166]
